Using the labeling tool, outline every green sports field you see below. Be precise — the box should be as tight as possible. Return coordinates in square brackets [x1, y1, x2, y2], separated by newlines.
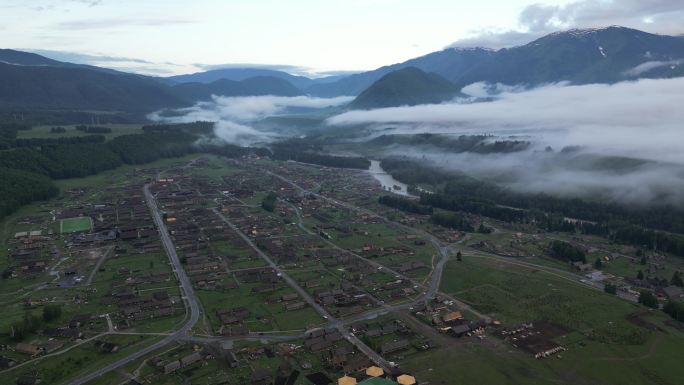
[60, 216, 92, 233]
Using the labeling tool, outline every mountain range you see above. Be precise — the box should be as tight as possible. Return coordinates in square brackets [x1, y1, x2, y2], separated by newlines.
[1, 26, 683, 112]
[311, 26, 684, 102]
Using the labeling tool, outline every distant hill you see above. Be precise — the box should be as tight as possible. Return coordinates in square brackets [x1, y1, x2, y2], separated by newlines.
[307, 48, 494, 97]
[0, 51, 305, 112]
[452, 26, 684, 87]
[171, 79, 250, 102]
[0, 62, 184, 112]
[172, 76, 303, 101]
[349, 67, 460, 109]
[167, 67, 314, 89]
[240, 76, 302, 96]
[0, 49, 74, 67]
[0, 49, 125, 75]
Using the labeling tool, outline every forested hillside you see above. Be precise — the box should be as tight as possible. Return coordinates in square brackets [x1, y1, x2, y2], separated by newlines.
[0, 168, 58, 219]
[380, 157, 684, 257]
[0, 121, 268, 220]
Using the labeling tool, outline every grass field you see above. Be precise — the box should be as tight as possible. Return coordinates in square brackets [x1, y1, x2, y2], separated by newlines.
[417, 255, 684, 385]
[442, 256, 646, 342]
[196, 282, 325, 333]
[60, 216, 92, 233]
[17, 124, 143, 141]
[0, 335, 162, 385]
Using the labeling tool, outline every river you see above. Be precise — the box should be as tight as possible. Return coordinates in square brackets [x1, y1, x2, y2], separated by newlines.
[368, 160, 415, 197]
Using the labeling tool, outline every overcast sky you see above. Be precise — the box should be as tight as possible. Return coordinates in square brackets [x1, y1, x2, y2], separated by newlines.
[1, 0, 683, 76]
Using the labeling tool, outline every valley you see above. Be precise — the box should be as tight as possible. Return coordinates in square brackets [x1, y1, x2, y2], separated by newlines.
[1, 5, 684, 384]
[1, 145, 683, 384]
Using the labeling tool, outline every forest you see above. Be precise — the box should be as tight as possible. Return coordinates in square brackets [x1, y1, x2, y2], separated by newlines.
[270, 139, 371, 169]
[430, 212, 474, 232]
[0, 121, 268, 220]
[378, 195, 433, 215]
[75, 125, 112, 134]
[549, 240, 587, 263]
[380, 157, 684, 257]
[369, 134, 531, 154]
[0, 167, 58, 219]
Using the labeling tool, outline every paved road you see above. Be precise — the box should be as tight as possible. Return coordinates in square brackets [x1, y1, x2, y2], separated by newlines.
[212, 208, 394, 372]
[68, 183, 201, 385]
[85, 245, 115, 286]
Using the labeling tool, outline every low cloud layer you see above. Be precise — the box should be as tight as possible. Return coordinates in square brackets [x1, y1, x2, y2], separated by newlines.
[624, 60, 684, 77]
[150, 95, 352, 146]
[451, 0, 684, 49]
[381, 145, 684, 206]
[329, 78, 684, 164]
[329, 78, 684, 206]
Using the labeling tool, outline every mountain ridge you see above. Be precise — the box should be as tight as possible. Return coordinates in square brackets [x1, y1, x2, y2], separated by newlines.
[1, 26, 683, 112]
[310, 26, 684, 96]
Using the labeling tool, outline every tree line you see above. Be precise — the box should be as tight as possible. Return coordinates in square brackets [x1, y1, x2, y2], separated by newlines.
[549, 240, 587, 263]
[14, 134, 105, 147]
[369, 134, 530, 154]
[0, 122, 273, 220]
[378, 195, 432, 215]
[0, 168, 58, 219]
[75, 125, 112, 134]
[270, 139, 371, 169]
[430, 212, 474, 232]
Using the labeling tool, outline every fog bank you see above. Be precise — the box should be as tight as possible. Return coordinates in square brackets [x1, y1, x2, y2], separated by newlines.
[150, 95, 353, 145]
[329, 78, 684, 164]
[329, 78, 684, 206]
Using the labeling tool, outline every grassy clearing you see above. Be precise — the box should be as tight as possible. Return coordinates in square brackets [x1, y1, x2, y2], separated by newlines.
[442, 256, 646, 343]
[0, 335, 161, 385]
[425, 255, 684, 385]
[404, 322, 684, 385]
[195, 282, 324, 333]
[17, 124, 143, 141]
[60, 216, 92, 233]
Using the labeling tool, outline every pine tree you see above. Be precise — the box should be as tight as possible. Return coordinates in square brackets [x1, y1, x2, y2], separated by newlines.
[594, 258, 603, 269]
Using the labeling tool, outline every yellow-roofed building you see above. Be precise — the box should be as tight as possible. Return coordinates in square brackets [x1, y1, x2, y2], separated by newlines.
[397, 374, 417, 385]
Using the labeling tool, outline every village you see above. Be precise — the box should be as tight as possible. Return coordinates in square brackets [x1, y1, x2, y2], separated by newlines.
[0, 154, 682, 385]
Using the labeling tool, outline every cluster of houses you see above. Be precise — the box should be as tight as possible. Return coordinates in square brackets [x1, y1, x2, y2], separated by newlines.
[7, 182, 166, 286]
[351, 320, 419, 357]
[303, 328, 375, 375]
[107, 289, 176, 324]
[408, 297, 489, 339]
[153, 182, 232, 290]
[151, 347, 211, 374]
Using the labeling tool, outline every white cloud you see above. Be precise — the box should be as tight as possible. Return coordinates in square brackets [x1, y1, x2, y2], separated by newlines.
[460, 82, 530, 98]
[449, 0, 684, 49]
[623, 60, 684, 77]
[149, 95, 352, 145]
[329, 77, 684, 205]
[328, 78, 684, 162]
[205, 95, 353, 121]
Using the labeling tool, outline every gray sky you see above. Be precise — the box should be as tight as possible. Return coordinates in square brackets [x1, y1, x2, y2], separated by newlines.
[1, 0, 683, 75]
